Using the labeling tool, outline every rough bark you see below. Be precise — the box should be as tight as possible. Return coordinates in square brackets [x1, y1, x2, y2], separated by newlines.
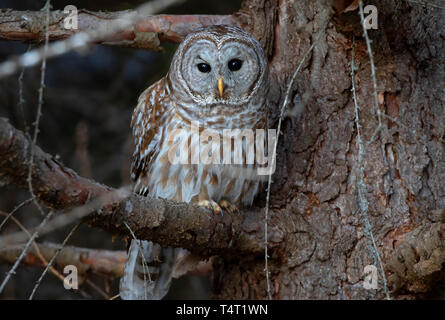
[213, 0, 445, 299]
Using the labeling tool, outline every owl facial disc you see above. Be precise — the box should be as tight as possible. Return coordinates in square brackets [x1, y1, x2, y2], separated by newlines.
[169, 25, 268, 107]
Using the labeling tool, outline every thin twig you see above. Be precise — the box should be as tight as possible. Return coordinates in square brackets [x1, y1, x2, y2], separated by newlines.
[0, 211, 67, 291]
[263, 14, 330, 300]
[17, 45, 32, 133]
[28, 222, 80, 300]
[109, 293, 120, 300]
[0, 210, 54, 294]
[0, 198, 33, 232]
[123, 221, 152, 300]
[358, 1, 383, 145]
[0, 212, 51, 268]
[85, 279, 110, 300]
[0, 1, 54, 297]
[358, 0, 391, 299]
[27, 0, 50, 218]
[350, 35, 390, 300]
[0, 186, 131, 247]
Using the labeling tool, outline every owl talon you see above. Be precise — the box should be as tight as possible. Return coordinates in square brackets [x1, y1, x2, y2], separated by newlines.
[198, 200, 222, 215]
[219, 200, 239, 214]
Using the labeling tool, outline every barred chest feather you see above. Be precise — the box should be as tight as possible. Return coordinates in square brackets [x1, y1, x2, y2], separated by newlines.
[131, 78, 267, 207]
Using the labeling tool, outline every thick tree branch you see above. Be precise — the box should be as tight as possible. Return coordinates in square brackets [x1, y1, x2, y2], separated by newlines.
[0, 242, 126, 278]
[0, 4, 276, 79]
[0, 9, 239, 49]
[0, 242, 215, 279]
[0, 118, 268, 257]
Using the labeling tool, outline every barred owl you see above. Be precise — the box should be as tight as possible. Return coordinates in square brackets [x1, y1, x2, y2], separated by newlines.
[120, 25, 270, 300]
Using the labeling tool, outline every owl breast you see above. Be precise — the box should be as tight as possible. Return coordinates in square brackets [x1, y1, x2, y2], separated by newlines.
[132, 78, 267, 206]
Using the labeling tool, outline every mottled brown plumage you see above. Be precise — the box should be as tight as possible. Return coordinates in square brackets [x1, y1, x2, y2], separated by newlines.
[120, 25, 270, 300]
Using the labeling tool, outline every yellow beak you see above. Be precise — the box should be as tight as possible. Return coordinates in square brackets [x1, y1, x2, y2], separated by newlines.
[217, 77, 224, 98]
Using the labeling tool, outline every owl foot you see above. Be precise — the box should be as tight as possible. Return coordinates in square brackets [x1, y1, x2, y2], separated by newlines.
[153, 254, 162, 264]
[198, 200, 222, 215]
[219, 200, 239, 214]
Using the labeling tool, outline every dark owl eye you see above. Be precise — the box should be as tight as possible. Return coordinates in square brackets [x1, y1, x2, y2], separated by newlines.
[228, 59, 243, 71]
[197, 63, 211, 73]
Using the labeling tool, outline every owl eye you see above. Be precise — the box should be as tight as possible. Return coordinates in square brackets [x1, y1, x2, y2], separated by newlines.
[228, 59, 243, 71]
[197, 63, 211, 73]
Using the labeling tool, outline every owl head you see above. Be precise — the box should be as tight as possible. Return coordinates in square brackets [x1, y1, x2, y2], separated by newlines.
[168, 25, 269, 107]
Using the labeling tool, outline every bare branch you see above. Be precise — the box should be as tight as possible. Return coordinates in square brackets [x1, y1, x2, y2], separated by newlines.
[0, 117, 267, 257]
[0, 10, 237, 45]
[358, 0, 391, 299]
[0, 0, 186, 78]
[0, 210, 54, 294]
[0, 241, 214, 282]
[27, 0, 50, 219]
[28, 222, 81, 299]
[0, 242, 126, 278]
[0, 4, 238, 79]
[0, 198, 33, 232]
[0, 209, 65, 285]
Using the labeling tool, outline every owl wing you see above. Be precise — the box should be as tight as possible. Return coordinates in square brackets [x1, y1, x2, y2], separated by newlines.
[130, 77, 170, 195]
[122, 77, 183, 300]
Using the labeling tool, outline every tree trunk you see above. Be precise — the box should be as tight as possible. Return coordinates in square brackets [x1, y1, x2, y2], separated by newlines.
[214, 0, 445, 299]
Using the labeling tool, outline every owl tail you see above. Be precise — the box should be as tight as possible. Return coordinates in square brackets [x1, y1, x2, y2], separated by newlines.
[119, 240, 179, 300]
